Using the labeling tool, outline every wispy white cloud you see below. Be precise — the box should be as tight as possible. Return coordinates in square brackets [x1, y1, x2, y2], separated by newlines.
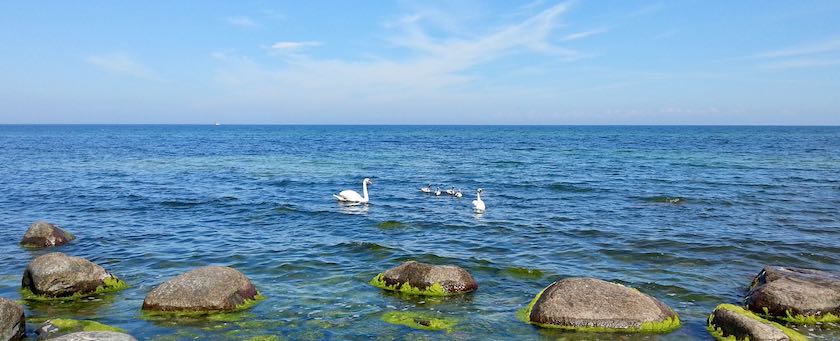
[226, 15, 259, 29]
[754, 38, 840, 59]
[85, 53, 161, 80]
[270, 41, 322, 50]
[560, 28, 608, 41]
[750, 38, 840, 69]
[207, 2, 590, 115]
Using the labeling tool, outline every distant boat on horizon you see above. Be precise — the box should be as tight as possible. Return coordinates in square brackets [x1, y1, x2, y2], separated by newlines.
[214, 122, 221, 126]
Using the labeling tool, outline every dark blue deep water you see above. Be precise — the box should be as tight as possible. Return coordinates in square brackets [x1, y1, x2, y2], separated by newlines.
[1, 125, 838, 340]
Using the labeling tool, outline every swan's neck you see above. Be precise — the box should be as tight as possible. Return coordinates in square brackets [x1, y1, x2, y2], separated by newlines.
[477, 192, 482, 201]
[362, 181, 369, 201]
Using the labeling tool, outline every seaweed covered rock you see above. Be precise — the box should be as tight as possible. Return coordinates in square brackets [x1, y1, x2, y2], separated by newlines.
[708, 304, 807, 341]
[20, 221, 75, 248]
[370, 261, 477, 296]
[142, 266, 261, 313]
[36, 319, 125, 340]
[0, 297, 25, 341]
[523, 277, 680, 333]
[49, 331, 137, 341]
[22, 252, 126, 299]
[746, 266, 840, 323]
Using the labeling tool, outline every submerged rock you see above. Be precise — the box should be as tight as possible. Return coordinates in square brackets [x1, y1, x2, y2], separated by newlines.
[36, 319, 125, 340]
[48, 331, 137, 341]
[708, 304, 807, 341]
[370, 261, 478, 296]
[142, 266, 261, 313]
[20, 221, 75, 248]
[745, 266, 840, 323]
[523, 277, 680, 333]
[0, 297, 25, 341]
[22, 253, 126, 299]
[381, 311, 458, 332]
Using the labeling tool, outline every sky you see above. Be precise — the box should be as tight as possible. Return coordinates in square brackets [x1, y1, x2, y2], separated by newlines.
[1, 1, 839, 125]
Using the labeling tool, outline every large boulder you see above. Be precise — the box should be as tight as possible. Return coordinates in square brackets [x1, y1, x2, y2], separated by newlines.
[142, 266, 260, 312]
[0, 297, 25, 341]
[369, 261, 478, 296]
[746, 266, 840, 323]
[708, 304, 807, 341]
[48, 331, 137, 341]
[523, 277, 680, 333]
[20, 221, 75, 248]
[22, 252, 125, 299]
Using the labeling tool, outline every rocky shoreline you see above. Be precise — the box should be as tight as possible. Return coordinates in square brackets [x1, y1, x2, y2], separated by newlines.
[2, 220, 839, 340]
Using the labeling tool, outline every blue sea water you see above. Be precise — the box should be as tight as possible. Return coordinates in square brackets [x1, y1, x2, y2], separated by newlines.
[0, 125, 838, 340]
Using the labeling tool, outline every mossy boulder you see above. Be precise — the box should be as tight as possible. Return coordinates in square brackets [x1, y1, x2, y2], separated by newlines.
[142, 266, 261, 313]
[708, 304, 808, 341]
[20, 221, 75, 248]
[0, 297, 25, 341]
[37, 319, 125, 340]
[370, 261, 477, 296]
[523, 277, 680, 333]
[22, 252, 126, 299]
[48, 331, 137, 341]
[746, 266, 840, 323]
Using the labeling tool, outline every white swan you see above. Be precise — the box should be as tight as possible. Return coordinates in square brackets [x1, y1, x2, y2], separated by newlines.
[446, 187, 456, 195]
[472, 188, 485, 212]
[454, 189, 463, 198]
[434, 188, 442, 196]
[420, 184, 432, 193]
[334, 178, 373, 203]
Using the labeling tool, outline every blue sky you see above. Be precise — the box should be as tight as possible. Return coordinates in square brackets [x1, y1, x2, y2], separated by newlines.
[1, 1, 839, 124]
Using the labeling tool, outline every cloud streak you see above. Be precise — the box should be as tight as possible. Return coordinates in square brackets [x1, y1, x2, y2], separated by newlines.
[208, 1, 594, 117]
[748, 38, 840, 69]
[226, 15, 259, 29]
[85, 53, 162, 80]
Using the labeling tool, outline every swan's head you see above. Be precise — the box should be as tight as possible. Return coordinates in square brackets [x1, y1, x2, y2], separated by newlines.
[364, 178, 373, 185]
[477, 188, 483, 193]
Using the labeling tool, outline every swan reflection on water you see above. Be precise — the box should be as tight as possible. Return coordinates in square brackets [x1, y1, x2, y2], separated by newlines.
[338, 202, 369, 215]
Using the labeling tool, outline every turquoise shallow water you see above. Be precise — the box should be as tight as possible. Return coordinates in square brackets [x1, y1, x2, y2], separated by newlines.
[0, 125, 838, 340]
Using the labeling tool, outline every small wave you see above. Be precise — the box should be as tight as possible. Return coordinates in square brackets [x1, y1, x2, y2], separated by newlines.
[274, 205, 298, 214]
[376, 220, 405, 229]
[548, 182, 596, 193]
[502, 266, 545, 280]
[642, 196, 686, 204]
[160, 196, 239, 208]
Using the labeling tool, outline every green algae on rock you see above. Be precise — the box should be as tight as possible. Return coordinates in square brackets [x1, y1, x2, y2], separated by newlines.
[370, 261, 477, 296]
[21, 276, 127, 302]
[522, 277, 681, 333]
[142, 266, 261, 313]
[502, 267, 545, 280]
[707, 304, 808, 341]
[381, 311, 458, 332]
[45, 318, 125, 333]
[22, 252, 126, 300]
[746, 266, 840, 324]
[142, 294, 266, 321]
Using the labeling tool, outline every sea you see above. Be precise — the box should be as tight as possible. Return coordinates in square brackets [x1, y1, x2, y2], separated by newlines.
[0, 125, 838, 340]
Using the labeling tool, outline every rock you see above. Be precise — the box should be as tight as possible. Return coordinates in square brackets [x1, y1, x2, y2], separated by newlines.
[0, 297, 25, 341]
[523, 277, 680, 333]
[369, 261, 478, 296]
[48, 331, 137, 341]
[22, 252, 126, 299]
[36, 319, 125, 340]
[142, 266, 261, 312]
[708, 304, 808, 341]
[745, 266, 840, 323]
[20, 221, 75, 248]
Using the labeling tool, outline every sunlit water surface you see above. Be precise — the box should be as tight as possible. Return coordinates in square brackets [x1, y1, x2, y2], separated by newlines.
[1, 125, 838, 340]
